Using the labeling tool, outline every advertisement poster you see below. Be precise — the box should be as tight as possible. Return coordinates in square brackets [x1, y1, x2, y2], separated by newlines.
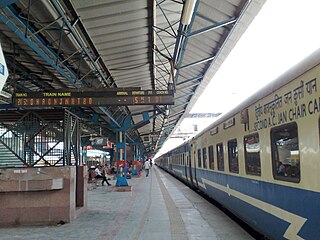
[0, 43, 9, 92]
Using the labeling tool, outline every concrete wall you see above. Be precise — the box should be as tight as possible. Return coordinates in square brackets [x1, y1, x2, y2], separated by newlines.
[0, 166, 87, 226]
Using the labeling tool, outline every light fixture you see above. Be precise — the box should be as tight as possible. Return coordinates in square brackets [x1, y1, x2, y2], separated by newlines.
[0, 90, 12, 98]
[181, 0, 197, 25]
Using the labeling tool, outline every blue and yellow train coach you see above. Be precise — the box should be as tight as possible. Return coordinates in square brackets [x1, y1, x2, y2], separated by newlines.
[155, 48, 320, 240]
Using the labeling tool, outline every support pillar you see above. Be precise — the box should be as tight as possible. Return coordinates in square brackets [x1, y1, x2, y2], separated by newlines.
[131, 145, 139, 175]
[115, 130, 128, 186]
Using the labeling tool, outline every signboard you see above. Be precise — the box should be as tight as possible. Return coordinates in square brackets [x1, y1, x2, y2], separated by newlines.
[223, 117, 235, 129]
[210, 126, 218, 135]
[0, 43, 9, 92]
[13, 89, 174, 107]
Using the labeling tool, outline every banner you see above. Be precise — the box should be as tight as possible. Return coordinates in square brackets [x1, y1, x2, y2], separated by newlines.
[0, 43, 9, 92]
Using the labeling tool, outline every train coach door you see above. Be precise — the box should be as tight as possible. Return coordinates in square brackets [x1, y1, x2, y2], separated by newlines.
[191, 143, 198, 188]
[194, 150, 199, 187]
[184, 152, 188, 182]
[185, 144, 191, 183]
[188, 146, 193, 185]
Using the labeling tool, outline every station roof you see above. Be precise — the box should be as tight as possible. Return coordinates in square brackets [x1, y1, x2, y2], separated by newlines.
[0, 0, 265, 156]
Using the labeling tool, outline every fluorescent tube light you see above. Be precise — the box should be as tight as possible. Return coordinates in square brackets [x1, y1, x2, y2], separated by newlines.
[181, 0, 197, 25]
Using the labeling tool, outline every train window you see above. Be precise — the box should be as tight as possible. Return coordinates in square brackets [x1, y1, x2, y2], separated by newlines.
[208, 145, 214, 170]
[271, 123, 300, 183]
[244, 133, 261, 176]
[197, 149, 202, 167]
[216, 143, 224, 171]
[202, 148, 207, 169]
[228, 139, 239, 173]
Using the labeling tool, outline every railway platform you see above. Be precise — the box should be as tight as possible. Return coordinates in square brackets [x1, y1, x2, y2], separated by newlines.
[0, 166, 254, 240]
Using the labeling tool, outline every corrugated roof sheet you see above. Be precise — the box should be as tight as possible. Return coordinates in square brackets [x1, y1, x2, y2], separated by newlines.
[0, 0, 265, 156]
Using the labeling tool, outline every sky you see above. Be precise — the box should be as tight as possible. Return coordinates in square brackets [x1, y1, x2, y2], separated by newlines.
[191, 0, 320, 114]
[156, 0, 320, 156]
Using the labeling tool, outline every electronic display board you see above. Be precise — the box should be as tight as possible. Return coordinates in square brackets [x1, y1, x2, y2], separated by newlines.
[13, 89, 174, 107]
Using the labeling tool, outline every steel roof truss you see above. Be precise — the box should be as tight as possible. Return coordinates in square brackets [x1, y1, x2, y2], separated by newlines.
[1, 7, 83, 87]
[155, 77, 169, 89]
[174, 92, 194, 100]
[156, 0, 178, 38]
[179, 55, 215, 69]
[176, 74, 203, 86]
[50, 0, 112, 88]
[187, 17, 237, 38]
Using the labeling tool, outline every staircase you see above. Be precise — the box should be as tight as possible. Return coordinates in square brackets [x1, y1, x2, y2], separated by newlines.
[0, 142, 23, 167]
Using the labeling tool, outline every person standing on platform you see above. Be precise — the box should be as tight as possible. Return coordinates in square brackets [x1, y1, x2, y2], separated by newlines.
[144, 160, 151, 177]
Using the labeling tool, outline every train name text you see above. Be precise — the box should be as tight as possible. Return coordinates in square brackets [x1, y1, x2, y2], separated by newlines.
[254, 78, 318, 130]
[254, 97, 320, 130]
[16, 97, 93, 107]
[255, 78, 317, 120]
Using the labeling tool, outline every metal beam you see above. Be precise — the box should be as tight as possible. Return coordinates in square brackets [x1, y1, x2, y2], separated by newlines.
[0, 7, 81, 87]
[176, 81, 200, 90]
[0, 0, 16, 8]
[176, 74, 203, 86]
[174, 92, 194, 100]
[168, 109, 185, 118]
[172, 0, 200, 86]
[99, 107, 121, 128]
[171, 101, 189, 109]
[3, 8, 144, 140]
[179, 56, 215, 69]
[49, 0, 111, 88]
[187, 17, 237, 38]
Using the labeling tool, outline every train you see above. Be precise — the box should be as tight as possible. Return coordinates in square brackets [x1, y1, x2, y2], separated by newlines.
[155, 48, 320, 240]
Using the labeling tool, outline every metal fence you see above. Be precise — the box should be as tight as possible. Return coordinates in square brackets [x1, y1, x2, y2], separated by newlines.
[0, 109, 81, 167]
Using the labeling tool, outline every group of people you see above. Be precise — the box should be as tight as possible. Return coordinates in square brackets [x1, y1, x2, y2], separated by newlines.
[88, 159, 153, 185]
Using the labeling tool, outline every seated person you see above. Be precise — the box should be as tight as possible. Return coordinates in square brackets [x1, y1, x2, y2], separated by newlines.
[95, 165, 111, 186]
[88, 166, 96, 182]
[277, 161, 288, 177]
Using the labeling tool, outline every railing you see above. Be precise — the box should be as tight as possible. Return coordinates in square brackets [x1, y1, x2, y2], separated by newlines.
[0, 124, 24, 167]
[0, 110, 81, 167]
